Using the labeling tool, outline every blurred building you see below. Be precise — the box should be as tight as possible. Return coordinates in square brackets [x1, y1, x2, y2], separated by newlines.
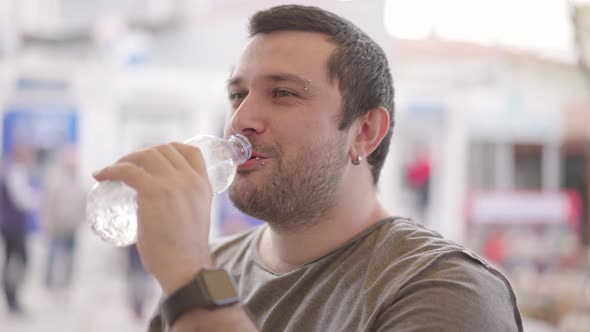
[390, 36, 590, 328]
[391, 36, 588, 235]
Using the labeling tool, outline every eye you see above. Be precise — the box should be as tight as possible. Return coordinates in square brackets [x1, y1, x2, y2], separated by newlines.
[228, 91, 247, 109]
[228, 91, 248, 110]
[229, 91, 247, 101]
[272, 88, 298, 98]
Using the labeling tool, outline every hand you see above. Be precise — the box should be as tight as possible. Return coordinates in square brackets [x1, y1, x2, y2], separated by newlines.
[93, 142, 214, 293]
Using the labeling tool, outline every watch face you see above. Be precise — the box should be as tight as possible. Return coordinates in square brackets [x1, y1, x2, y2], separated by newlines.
[202, 269, 238, 302]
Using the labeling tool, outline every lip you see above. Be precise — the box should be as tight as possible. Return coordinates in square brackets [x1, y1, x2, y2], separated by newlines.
[250, 151, 269, 159]
[238, 151, 269, 170]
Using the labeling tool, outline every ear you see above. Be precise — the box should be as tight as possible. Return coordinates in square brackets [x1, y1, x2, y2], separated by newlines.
[349, 106, 390, 160]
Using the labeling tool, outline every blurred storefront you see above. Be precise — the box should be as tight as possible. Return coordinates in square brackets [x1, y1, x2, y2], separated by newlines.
[563, 102, 590, 244]
[390, 37, 590, 329]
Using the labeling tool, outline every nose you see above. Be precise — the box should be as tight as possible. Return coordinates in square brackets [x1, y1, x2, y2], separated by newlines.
[228, 93, 266, 136]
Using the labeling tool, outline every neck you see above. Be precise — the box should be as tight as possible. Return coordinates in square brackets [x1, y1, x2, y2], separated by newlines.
[258, 179, 390, 274]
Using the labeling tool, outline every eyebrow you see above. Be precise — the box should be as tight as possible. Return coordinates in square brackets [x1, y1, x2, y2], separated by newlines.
[226, 73, 311, 89]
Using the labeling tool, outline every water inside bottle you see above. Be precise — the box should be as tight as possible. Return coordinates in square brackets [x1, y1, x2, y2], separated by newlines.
[87, 181, 138, 246]
[207, 159, 237, 194]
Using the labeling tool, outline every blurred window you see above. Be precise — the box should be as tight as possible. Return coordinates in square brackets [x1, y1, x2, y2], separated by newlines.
[468, 142, 496, 190]
[561, 146, 588, 245]
[514, 144, 542, 189]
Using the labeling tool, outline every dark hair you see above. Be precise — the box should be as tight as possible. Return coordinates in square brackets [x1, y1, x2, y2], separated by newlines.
[249, 5, 395, 184]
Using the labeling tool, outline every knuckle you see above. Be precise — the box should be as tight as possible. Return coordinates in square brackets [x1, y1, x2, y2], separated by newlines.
[169, 141, 184, 150]
[182, 143, 202, 156]
[177, 144, 205, 165]
[159, 143, 175, 153]
[145, 148, 160, 159]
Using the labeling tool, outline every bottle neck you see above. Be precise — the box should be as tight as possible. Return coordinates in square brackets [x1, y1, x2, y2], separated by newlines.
[227, 134, 252, 165]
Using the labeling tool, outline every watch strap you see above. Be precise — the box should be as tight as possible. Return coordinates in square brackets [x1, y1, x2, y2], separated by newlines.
[161, 268, 239, 326]
[162, 273, 210, 326]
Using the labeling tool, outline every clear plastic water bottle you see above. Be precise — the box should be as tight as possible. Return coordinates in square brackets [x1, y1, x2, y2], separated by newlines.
[87, 134, 251, 246]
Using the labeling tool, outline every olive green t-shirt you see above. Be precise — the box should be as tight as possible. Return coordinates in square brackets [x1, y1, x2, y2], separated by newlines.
[149, 217, 522, 331]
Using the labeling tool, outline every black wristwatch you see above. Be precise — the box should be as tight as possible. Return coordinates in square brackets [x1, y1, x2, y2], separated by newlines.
[162, 268, 240, 326]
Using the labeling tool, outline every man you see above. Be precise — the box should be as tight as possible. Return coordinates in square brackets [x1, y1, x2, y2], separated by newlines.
[42, 145, 86, 292]
[94, 5, 522, 332]
[0, 143, 38, 314]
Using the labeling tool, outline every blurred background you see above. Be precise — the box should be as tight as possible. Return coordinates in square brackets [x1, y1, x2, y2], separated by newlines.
[0, 0, 589, 331]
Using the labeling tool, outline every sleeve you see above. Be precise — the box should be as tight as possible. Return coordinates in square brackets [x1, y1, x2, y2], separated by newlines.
[147, 312, 164, 332]
[147, 299, 168, 332]
[373, 252, 523, 332]
[41, 172, 57, 232]
[5, 164, 38, 212]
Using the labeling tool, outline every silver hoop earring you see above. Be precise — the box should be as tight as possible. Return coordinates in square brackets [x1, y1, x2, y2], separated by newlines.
[352, 155, 362, 166]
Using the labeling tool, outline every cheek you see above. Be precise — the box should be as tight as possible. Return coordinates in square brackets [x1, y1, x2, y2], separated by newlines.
[289, 118, 329, 140]
[278, 124, 334, 160]
[274, 124, 316, 158]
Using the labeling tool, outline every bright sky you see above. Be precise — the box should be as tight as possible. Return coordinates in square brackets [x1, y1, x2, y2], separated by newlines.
[384, 0, 588, 61]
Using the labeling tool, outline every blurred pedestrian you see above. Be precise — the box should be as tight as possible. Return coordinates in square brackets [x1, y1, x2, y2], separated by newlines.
[406, 149, 432, 219]
[127, 244, 153, 320]
[0, 143, 38, 314]
[42, 146, 86, 292]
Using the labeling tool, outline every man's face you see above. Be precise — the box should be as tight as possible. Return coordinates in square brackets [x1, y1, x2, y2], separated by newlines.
[224, 31, 351, 226]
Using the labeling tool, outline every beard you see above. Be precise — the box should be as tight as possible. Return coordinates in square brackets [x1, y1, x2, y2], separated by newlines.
[229, 132, 349, 231]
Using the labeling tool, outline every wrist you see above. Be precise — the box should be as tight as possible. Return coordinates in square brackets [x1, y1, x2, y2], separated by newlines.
[159, 258, 215, 295]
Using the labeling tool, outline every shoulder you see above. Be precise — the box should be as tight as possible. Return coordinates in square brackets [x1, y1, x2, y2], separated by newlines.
[366, 218, 466, 277]
[372, 218, 487, 266]
[6, 163, 26, 178]
[370, 218, 512, 293]
[367, 219, 522, 331]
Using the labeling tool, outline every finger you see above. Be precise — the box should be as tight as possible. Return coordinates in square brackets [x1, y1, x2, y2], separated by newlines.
[92, 162, 153, 192]
[156, 143, 193, 171]
[118, 147, 175, 176]
[170, 142, 208, 176]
